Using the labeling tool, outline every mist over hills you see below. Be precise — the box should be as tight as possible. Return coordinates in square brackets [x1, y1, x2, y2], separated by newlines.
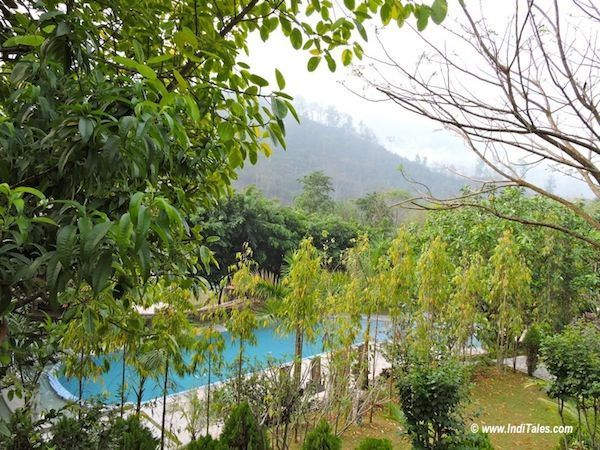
[235, 116, 467, 204]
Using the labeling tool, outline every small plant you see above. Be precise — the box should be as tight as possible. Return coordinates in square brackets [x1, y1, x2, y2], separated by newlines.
[186, 434, 223, 449]
[219, 401, 268, 450]
[356, 437, 393, 450]
[106, 415, 159, 450]
[49, 415, 96, 450]
[302, 419, 341, 450]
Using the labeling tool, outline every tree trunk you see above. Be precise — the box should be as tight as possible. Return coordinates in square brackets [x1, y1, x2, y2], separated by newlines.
[206, 351, 211, 435]
[161, 356, 169, 450]
[237, 338, 244, 403]
[136, 375, 146, 416]
[120, 344, 126, 418]
[293, 326, 304, 388]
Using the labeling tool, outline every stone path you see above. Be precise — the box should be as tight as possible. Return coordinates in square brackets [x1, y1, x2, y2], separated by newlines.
[502, 355, 554, 381]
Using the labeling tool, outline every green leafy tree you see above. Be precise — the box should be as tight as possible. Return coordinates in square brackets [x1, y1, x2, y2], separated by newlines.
[355, 192, 393, 228]
[415, 236, 453, 352]
[541, 322, 600, 448]
[228, 249, 261, 401]
[279, 238, 323, 386]
[488, 230, 531, 367]
[449, 254, 486, 356]
[295, 171, 336, 215]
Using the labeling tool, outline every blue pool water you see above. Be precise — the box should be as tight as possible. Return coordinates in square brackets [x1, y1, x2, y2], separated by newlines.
[56, 320, 389, 404]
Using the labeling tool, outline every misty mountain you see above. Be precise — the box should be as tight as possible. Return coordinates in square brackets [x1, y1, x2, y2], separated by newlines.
[234, 117, 467, 204]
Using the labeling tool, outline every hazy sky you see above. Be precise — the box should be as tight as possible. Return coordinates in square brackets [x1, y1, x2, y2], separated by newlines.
[245, 2, 593, 198]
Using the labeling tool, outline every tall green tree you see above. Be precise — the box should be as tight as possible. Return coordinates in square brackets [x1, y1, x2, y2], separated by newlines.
[279, 238, 323, 387]
[488, 230, 531, 367]
[415, 236, 453, 352]
[295, 171, 335, 215]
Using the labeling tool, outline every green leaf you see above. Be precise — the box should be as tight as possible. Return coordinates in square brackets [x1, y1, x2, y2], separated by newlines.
[275, 69, 286, 90]
[10, 62, 29, 84]
[78, 117, 94, 143]
[31, 216, 57, 226]
[341, 48, 353, 66]
[353, 19, 368, 41]
[173, 27, 199, 49]
[92, 251, 113, 295]
[325, 54, 337, 72]
[272, 98, 288, 119]
[147, 54, 171, 65]
[129, 192, 144, 222]
[173, 69, 189, 90]
[290, 28, 303, 50]
[249, 74, 269, 87]
[217, 122, 235, 142]
[416, 7, 430, 31]
[3, 34, 44, 47]
[83, 308, 96, 334]
[307, 56, 321, 72]
[56, 225, 77, 267]
[0, 419, 10, 437]
[343, 0, 355, 10]
[14, 186, 45, 199]
[380, 4, 392, 25]
[431, 0, 448, 25]
[82, 221, 113, 257]
[135, 63, 157, 80]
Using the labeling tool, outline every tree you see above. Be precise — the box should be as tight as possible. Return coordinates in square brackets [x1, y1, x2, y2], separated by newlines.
[488, 230, 531, 368]
[362, 0, 600, 249]
[541, 321, 600, 448]
[355, 192, 393, 228]
[278, 238, 323, 387]
[197, 187, 306, 287]
[295, 171, 336, 215]
[415, 236, 453, 351]
[0, 0, 444, 405]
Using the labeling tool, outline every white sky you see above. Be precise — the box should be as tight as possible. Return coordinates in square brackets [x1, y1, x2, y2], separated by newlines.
[245, 1, 594, 198]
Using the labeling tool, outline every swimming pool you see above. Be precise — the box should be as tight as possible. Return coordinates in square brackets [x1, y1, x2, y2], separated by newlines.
[54, 319, 390, 404]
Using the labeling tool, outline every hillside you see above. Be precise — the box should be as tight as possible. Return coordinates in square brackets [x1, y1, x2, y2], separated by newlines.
[235, 117, 466, 203]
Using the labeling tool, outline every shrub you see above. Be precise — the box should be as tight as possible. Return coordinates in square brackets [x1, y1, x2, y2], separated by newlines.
[107, 415, 159, 450]
[302, 420, 341, 450]
[49, 415, 96, 450]
[522, 324, 542, 376]
[186, 434, 224, 449]
[356, 437, 393, 450]
[397, 359, 468, 449]
[448, 431, 494, 449]
[220, 401, 268, 450]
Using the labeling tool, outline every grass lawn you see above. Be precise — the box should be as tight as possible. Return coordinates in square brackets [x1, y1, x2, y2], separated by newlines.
[290, 365, 564, 450]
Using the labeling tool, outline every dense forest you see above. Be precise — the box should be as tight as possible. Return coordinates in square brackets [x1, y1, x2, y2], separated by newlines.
[235, 115, 465, 203]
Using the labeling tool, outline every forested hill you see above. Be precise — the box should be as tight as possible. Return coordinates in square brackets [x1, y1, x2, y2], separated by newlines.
[234, 117, 466, 203]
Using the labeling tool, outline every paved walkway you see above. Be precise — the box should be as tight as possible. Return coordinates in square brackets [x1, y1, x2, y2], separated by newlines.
[502, 355, 554, 381]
